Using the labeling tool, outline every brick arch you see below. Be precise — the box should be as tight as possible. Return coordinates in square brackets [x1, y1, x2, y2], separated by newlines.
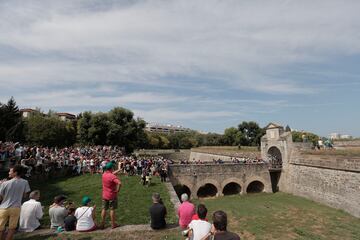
[244, 176, 268, 193]
[221, 177, 243, 195]
[221, 178, 244, 192]
[194, 179, 221, 197]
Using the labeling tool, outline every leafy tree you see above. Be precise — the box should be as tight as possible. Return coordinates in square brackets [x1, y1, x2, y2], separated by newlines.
[77, 111, 93, 144]
[0, 97, 23, 141]
[88, 113, 109, 145]
[24, 113, 76, 147]
[285, 125, 291, 132]
[238, 121, 265, 146]
[292, 131, 319, 145]
[223, 127, 244, 146]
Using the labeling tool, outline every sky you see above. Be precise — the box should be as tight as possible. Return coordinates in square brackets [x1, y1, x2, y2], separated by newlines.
[0, 0, 359, 137]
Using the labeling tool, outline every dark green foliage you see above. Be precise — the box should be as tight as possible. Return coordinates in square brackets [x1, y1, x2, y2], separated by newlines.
[24, 113, 76, 147]
[77, 108, 146, 153]
[0, 97, 23, 141]
[238, 121, 265, 146]
[292, 131, 319, 145]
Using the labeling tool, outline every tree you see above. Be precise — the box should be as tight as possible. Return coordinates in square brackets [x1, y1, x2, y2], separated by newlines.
[88, 113, 109, 145]
[223, 127, 244, 146]
[77, 111, 93, 144]
[24, 113, 76, 147]
[292, 131, 319, 145]
[0, 97, 23, 141]
[238, 121, 265, 146]
[285, 125, 291, 132]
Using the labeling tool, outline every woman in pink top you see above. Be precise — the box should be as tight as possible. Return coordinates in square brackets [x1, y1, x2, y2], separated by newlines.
[177, 193, 195, 229]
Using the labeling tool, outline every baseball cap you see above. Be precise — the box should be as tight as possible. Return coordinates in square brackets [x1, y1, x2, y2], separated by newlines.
[82, 196, 91, 205]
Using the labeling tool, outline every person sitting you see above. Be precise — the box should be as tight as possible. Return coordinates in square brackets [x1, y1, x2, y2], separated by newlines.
[187, 204, 211, 240]
[19, 190, 43, 232]
[49, 195, 68, 229]
[149, 193, 167, 230]
[64, 208, 77, 232]
[211, 210, 240, 240]
[177, 193, 195, 229]
[75, 196, 96, 232]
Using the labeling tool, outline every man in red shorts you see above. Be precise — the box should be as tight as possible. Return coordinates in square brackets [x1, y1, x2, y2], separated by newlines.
[100, 162, 121, 229]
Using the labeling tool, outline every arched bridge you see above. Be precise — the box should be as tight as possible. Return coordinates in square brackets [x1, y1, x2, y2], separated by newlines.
[168, 163, 274, 199]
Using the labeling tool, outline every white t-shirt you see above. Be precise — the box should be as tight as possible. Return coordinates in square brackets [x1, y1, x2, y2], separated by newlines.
[75, 207, 95, 231]
[188, 219, 212, 240]
[19, 199, 43, 232]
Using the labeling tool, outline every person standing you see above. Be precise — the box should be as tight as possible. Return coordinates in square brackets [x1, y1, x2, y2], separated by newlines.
[177, 193, 195, 229]
[19, 190, 43, 232]
[149, 193, 167, 230]
[0, 165, 31, 240]
[100, 162, 121, 229]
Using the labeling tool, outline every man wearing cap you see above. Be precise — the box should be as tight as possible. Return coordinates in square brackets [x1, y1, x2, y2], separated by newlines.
[75, 196, 96, 232]
[100, 162, 121, 229]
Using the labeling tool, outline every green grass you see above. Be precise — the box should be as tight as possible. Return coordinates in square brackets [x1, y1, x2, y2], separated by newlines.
[192, 193, 360, 240]
[18, 177, 360, 240]
[28, 174, 176, 227]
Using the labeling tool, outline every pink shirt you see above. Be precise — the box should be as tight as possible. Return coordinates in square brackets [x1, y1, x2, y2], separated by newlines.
[177, 201, 195, 228]
[102, 171, 120, 200]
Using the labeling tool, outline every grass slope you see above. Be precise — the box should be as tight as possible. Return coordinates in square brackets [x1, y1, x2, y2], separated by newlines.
[29, 174, 176, 227]
[18, 176, 360, 240]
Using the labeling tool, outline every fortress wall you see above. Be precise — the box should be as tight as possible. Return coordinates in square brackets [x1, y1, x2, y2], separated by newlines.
[283, 152, 360, 218]
[169, 162, 273, 197]
[189, 151, 233, 162]
[160, 150, 191, 162]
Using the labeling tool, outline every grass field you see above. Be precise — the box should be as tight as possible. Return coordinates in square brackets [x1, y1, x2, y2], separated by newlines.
[17, 175, 360, 240]
[27, 174, 177, 227]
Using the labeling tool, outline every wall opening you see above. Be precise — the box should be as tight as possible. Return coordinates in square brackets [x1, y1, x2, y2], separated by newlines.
[174, 184, 191, 200]
[246, 181, 264, 193]
[267, 146, 282, 169]
[270, 171, 281, 193]
[197, 183, 218, 198]
[222, 182, 241, 196]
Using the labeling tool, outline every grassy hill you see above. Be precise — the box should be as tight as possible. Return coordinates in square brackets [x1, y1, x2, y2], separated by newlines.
[28, 174, 177, 227]
[17, 174, 360, 240]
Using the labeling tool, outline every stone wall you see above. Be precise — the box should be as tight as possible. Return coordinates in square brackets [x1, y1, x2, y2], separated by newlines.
[189, 151, 233, 162]
[333, 140, 360, 148]
[169, 161, 273, 198]
[281, 149, 360, 218]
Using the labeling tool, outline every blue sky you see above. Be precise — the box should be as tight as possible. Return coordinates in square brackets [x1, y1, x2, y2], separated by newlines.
[0, 0, 359, 137]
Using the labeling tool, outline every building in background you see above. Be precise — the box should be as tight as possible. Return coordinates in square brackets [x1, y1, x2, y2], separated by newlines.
[329, 133, 352, 140]
[145, 123, 191, 134]
[19, 108, 38, 118]
[56, 112, 76, 121]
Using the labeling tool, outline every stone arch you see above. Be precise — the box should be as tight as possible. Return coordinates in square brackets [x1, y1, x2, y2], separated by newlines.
[174, 184, 192, 200]
[267, 146, 283, 168]
[244, 176, 268, 194]
[195, 179, 220, 198]
[221, 178, 243, 195]
[246, 180, 265, 193]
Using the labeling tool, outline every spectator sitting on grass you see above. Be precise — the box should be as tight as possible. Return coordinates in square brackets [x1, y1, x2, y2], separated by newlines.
[64, 208, 76, 232]
[19, 190, 43, 232]
[177, 193, 195, 229]
[187, 204, 211, 240]
[149, 193, 167, 230]
[210, 210, 240, 240]
[49, 195, 68, 229]
[75, 196, 97, 232]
